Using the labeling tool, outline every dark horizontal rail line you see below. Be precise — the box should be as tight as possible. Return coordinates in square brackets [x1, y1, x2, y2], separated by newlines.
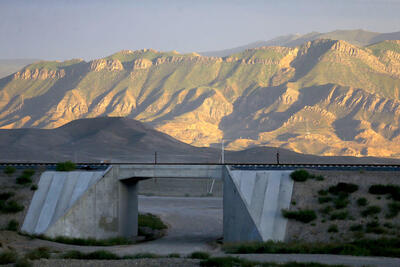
[0, 162, 400, 167]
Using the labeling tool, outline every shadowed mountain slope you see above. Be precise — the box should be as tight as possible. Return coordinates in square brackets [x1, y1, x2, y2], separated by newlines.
[1, 117, 399, 164]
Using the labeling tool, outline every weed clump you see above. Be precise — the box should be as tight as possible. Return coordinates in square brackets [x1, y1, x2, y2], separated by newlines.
[330, 211, 348, 220]
[361, 206, 381, 217]
[138, 213, 167, 230]
[56, 161, 76, 172]
[328, 224, 338, 233]
[25, 247, 50, 260]
[369, 184, 400, 201]
[386, 202, 400, 218]
[4, 166, 16, 175]
[16, 169, 35, 185]
[349, 224, 363, 232]
[290, 170, 310, 182]
[62, 250, 120, 260]
[0, 200, 24, 213]
[328, 183, 358, 195]
[0, 250, 17, 264]
[0, 191, 15, 200]
[6, 219, 19, 231]
[356, 197, 368, 207]
[282, 209, 317, 223]
[190, 251, 210, 259]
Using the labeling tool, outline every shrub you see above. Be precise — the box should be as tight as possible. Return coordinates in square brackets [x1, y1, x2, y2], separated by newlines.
[125, 253, 160, 259]
[318, 189, 328, 196]
[16, 175, 32, 185]
[290, 170, 310, 182]
[319, 206, 333, 215]
[350, 224, 363, 232]
[25, 247, 50, 260]
[30, 184, 38, 191]
[52, 235, 132, 246]
[369, 184, 400, 201]
[56, 161, 76, 172]
[6, 219, 19, 231]
[328, 183, 358, 195]
[314, 175, 325, 181]
[167, 253, 180, 258]
[0, 191, 15, 200]
[4, 166, 16, 175]
[357, 197, 368, 207]
[361, 206, 381, 217]
[328, 224, 338, 233]
[330, 211, 348, 220]
[0, 250, 17, 264]
[1, 200, 24, 213]
[333, 198, 349, 209]
[386, 202, 400, 218]
[62, 250, 120, 260]
[190, 251, 210, 259]
[200, 256, 255, 267]
[318, 196, 332, 204]
[366, 221, 385, 234]
[282, 209, 317, 223]
[22, 169, 35, 176]
[138, 213, 167, 230]
[15, 258, 32, 267]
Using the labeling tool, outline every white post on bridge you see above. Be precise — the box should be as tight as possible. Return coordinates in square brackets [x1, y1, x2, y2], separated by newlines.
[221, 139, 224, 164]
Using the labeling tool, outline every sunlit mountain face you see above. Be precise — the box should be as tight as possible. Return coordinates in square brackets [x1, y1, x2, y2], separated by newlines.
[1, 39, 400, 158]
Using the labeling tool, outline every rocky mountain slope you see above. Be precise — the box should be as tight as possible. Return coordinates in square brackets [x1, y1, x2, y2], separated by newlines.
[201, 29, 400, 57]
[1, 39, 400, 158]
[0, 59, 40, 79]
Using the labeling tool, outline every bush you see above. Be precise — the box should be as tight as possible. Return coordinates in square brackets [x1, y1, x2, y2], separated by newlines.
[22, 169, 35, 176]
[200, 256, 255, 267]
[369, 184, 400, 201]
[328, 224, 338, 233]
[290, 170, 310, 182]
[0, 191, 15, 200]
[282, 209, 317, 223]
[62, 250, 120, 260]
[0, 250, 17, 264]
[318, 196, 332, 204]
[190, 251, 210, 259]
[361, 206, 381, 217]
[15, 258, 32, 267]
[124, 253, 160, 259]
[319, 206, 333, 215]
[386, 202, 400, 218]
[56, 161, 76, 172]
[1, 200, 24, 213]
[333, 197, 349, 209]
[30, 184, 38, 191]
[349, 224, 363, 232]
[6, 219, 19, 231]
[52, 235, 132, 246]
[366, 221, 385, 234]
[25, 247, 50, 260]
[16, 175, 32, 185]
[328, 183, 358, 195]
[357, 197, 368, 207]
[138, 213, 167, 230]
[167, 253, 180, 258]
[330, 211, 348, 220]
[4, 166, 16, 175]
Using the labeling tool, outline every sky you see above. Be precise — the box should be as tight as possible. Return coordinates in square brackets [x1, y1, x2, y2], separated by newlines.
[0, 0, 399, 61]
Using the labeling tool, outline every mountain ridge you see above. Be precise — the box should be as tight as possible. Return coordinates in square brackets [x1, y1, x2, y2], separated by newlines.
[1, 38, 400, 159]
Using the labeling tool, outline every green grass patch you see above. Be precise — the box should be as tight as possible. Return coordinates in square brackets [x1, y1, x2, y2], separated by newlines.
[387, 202, 400, 218]
[361, 206, 381, 217]
[6, 219, 19, 231]
[0, 191, 15, 200]
[290, 170, 310, 182]
[62, 250, 120, 260]
[56, 161, 76, 172]
[138, 213, 167, 230]
[328, 183, 358, 195]
[223, 238, 400, 257]
[4, 166, 16, 175]
[330, 211, 348, 220]
[282, 209, 317, 223]
[0, 250, 17, 264]
[30, 234, 132, 246]
[0, 200, 24, 213]
[356, 197, 368, 207]
[25, 247, 50, 260]
[328, 224, 338, 233]
[318, 196, 332, 204]
[190, 251, 210, 259]
[369, 184, 400, 201]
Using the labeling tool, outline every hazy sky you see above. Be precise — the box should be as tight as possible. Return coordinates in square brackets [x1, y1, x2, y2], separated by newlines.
[1, 0, 399, 60]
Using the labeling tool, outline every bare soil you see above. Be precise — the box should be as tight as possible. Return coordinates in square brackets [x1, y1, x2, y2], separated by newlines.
[287, 170, 400, 243]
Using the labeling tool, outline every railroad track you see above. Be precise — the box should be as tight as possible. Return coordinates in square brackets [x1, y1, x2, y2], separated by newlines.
[0, 162, 400, 171]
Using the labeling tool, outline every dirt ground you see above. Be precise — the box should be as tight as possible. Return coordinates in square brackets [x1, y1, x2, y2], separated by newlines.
[287, 170, 400, 242]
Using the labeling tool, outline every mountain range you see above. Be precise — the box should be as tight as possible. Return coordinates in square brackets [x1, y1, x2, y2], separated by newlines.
[1, 32, 400, 159]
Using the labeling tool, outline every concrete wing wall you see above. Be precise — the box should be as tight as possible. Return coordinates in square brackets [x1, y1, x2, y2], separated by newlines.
[21, 170, 106, 235]
[223, 167, 293, 242]
[44, 166, 122, 239]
